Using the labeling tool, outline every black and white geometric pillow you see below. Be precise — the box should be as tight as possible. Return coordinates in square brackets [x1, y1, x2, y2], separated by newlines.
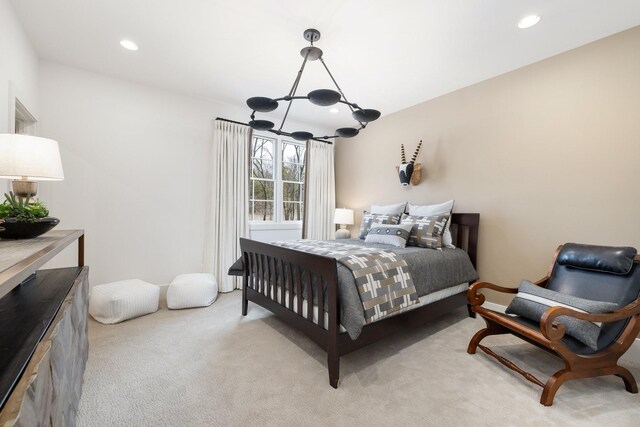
[400, 214, 450, 250]
[358, 211, 402, 239]
[364, 223, 413, 248]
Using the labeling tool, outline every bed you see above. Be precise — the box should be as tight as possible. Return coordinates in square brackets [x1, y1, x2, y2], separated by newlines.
[230, 213, 479, 387]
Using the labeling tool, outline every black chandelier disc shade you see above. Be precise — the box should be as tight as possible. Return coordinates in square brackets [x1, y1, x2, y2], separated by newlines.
[247, 28, 380, 142]
[335, 127, 360, 138]
[352, 109, 381, 123]
[290, 131, 314, 141]
[248, 119, 275, 131]
[246, 97, 279, 112]
[308, 89, 341, 106]
[336, 128, 360, 138]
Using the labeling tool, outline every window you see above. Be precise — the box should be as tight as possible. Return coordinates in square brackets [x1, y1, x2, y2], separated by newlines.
[281, 141, 305, 221]
[250, 136, 275, 221]
[250, 135, 306, 223]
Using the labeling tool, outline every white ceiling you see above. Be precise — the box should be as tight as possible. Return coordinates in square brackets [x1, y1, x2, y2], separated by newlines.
[11, 0, 640, 133]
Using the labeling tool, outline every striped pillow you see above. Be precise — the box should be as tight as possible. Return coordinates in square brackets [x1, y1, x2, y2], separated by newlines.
[506, 280, 618, 350]
[364, 224, 412, 248]
[358, 211, 401, 239]
[400, 214, 449, 250]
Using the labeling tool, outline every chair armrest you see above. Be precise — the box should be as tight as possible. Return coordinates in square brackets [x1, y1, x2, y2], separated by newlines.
[467, 281, 518, 307]
[540, 299, 640, 341]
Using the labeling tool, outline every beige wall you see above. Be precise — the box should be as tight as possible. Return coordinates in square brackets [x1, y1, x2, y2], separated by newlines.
[336, 26, 640, 305]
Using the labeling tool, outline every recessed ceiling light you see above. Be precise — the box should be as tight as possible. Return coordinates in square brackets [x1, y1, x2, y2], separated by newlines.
[120, 40, 139, 51]
[518, 15, 541, 29]
[329, 108, 339, 114]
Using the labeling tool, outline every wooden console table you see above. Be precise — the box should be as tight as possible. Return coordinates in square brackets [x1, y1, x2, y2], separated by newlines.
[0, 230, 88, 426]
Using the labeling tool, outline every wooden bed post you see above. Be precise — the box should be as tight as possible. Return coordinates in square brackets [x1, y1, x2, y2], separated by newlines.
[466, 303, 476, 318]
[241, 252, 249, 316]
[326, 272, 340, 388]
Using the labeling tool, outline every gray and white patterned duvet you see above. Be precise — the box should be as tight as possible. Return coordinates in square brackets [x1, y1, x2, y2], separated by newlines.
[329, 239, 478, 339]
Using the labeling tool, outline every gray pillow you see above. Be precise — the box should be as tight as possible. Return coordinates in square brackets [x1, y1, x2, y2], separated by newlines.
[358, 211, 402, 239]
[364, 223, 412, 248]
[370, 202, 407, 215]
[400, 214, 449, 250]
[506, 280, 618, 350]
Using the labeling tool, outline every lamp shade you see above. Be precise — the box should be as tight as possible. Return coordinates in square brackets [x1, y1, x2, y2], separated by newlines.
[0, 134, 64, 181]
[334, 208, 354, 225]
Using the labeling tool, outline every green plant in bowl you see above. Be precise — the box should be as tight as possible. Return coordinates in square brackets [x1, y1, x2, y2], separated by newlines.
[0, 192, 50, 222]
[0, 192, 59, 239]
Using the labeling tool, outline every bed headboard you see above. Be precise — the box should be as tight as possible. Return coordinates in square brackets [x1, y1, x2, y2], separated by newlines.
[451, 213, 479, 270]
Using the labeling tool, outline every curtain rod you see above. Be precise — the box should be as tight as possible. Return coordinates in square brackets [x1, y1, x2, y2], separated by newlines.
[215, 117, 249, 127]
[214, 117, 333, 145]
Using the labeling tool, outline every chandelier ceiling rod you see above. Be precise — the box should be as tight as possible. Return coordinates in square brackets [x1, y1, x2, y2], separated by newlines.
[278, 49, 311, 133]
[246, 28, 381, 143]
[318, 57, 358, 118]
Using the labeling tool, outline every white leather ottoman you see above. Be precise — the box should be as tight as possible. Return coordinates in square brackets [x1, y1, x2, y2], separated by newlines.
[89, 279, 159, 324]
[167, 273, 217, 309]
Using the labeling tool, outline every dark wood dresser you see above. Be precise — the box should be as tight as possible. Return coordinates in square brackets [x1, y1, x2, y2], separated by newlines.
[0, 230, 88, 426]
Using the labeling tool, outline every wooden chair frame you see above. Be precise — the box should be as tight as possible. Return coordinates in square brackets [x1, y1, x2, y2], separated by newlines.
[467, 245, 640, 406]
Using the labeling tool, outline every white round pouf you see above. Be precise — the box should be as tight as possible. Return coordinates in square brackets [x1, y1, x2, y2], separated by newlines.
[89, 279, 160, 324]
[167, 273, 218, 310]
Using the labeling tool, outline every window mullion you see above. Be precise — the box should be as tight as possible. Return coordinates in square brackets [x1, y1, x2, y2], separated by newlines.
[276, 139, 282, 223]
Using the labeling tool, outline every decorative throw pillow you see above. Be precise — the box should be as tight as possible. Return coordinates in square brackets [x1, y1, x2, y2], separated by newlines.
[408, 200, 455, 248]
[400, 214, 450, 250]
[364, 223, 413, 248]
[370, 202, 407, 215]
[358, 212, 401, 239]
[506, 280, 618, 350]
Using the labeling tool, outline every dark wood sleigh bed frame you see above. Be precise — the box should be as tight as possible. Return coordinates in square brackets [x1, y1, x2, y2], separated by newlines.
[240, 213, 480, 387]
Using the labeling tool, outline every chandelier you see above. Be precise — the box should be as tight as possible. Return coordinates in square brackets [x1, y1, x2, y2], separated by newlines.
[247, 29, 381, 142]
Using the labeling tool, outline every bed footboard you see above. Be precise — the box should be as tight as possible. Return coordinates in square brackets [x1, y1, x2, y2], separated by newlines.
[239, 213, 480, 388]
[240, 238, 341, 387]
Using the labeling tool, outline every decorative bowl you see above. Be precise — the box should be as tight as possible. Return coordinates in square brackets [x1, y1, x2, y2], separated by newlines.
[0, 217, 60, 239]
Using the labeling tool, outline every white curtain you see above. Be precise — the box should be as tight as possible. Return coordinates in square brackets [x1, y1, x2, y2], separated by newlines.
[303, 140, 335, 240]
[204, 120, 251, 292]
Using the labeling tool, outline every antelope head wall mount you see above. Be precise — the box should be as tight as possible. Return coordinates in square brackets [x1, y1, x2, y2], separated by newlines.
[398, 140, 422, 186]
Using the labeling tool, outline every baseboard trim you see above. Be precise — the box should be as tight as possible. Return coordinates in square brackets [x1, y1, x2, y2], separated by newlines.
[479, 301, 640, 365]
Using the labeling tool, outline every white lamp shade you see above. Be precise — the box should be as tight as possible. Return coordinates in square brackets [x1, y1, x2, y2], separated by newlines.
[334, 208, 354, 225]
[0, 134, 64, 181]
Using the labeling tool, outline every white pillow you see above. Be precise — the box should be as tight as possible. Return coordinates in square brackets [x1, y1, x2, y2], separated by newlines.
[408, 200, 455, 248]
[370, 202, 407, 215]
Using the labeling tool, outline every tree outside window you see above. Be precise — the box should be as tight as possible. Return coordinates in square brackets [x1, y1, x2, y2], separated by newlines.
[281, 141, 305, 221]
[250, 136, 275, 221]
[250, 136, 305, 223]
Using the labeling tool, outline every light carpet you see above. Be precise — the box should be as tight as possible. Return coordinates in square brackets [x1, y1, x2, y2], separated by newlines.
[78, 291, 640, 426]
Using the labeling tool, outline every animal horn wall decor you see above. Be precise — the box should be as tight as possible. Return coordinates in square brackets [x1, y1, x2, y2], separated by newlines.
[397, 140, 423, 186]
[410, 140, 422, 164]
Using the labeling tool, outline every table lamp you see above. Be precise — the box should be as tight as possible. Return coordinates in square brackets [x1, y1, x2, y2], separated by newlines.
[0, 134, 64, 197]
[334, 208, 354, 239]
